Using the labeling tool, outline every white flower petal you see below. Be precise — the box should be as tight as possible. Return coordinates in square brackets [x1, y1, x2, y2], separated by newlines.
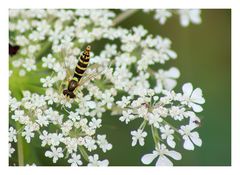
[131, 139, 137, 146]
[190, 132, 202, 147]
[100, 160, 109, 166]
[165, 67, 180, 78]
[166, 151, 182, 160]
[180, 16, 190, 27]
[190, 102, 203, 112]
[139, 138, 145, 146]
[163, 79, 177, 90]
[45, 151, 52, 158]
[182, 83, 193, 97]
[191, 88, 205, 104]
[141, 153, 158, 165]
[183, 138, 194, 150]
[167, 137, 176, 148]
[166, 50, 177, 59]
[156, 156, 173, 166]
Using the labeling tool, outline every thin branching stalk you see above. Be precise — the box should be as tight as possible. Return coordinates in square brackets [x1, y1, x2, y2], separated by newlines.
[16, 123, 24, 166]
[112, 9, 139, 26]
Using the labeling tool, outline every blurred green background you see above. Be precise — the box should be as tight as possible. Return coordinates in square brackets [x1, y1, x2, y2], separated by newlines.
[10, 9, 231, 166]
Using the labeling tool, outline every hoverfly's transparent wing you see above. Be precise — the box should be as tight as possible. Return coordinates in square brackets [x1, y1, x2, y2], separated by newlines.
[61, 50, 73, 78]
[78, 63, 105, 87]
[58, 49, 73, 94]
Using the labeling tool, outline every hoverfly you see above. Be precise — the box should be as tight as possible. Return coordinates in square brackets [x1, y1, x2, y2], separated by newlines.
[63, 45, 92, 98]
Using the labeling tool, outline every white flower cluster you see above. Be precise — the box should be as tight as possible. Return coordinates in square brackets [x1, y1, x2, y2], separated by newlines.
[9, 90, 111, 165]
[9, 9, 203, 166]
[117, 83, 205, 165]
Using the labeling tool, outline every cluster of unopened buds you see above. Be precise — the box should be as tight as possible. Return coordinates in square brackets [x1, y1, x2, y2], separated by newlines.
[9, 9, 204, 166]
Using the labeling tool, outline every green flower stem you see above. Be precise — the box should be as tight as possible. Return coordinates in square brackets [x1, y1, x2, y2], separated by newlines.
[139, 120, 147, 130]
[112, 9, 139, 26]
[162, 120, 179, 133]
[79, 146, 89, 162]
[16, 123, 24, 166]
[151, 125, 160, 146]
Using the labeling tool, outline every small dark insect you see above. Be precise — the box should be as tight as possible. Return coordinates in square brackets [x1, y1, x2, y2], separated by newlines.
[9, 44, 20, 56]
[193, 120, 201, 127]
[63, 45, 91, 98]
[141, 103, 150, 108]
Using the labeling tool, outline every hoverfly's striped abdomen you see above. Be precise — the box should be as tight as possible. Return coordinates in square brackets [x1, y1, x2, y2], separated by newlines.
[73, 46, 91, 81]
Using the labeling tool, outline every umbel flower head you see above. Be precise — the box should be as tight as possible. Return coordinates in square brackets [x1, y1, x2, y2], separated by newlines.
[9, 9, 204, 166]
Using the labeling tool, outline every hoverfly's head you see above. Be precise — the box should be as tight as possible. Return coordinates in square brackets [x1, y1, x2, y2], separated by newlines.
[86, 45, 91, 51]
[63, 89, 76, 99]
[68, 80, 78, 91]
[84, 45, 91, 56]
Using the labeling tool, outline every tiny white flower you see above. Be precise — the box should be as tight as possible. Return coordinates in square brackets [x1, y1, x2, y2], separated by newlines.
[131, 129, 147, 146]
[9, 127, 17, 143]
[116, 96, 131, 108]
[68, 153, 82, 166]
[141, 144, 181, 166]
[11, 110, 24, 121]
[40, 76, 55, 88]
[84, 136, 97, 152]
[16, 19, 30, 33]
[154, 9, 172, 24]
[148, 113, 163, 128]
[181, 83, 205, 112]
[36, 114, 49, 127]
[49, 133, 63, 146]
[9, 97, 21, 111]
[22, 58, 37, 71]
[22, 125, 35, 143]
[64, 137, 78, 153]
[45, 146, 64, 163]
[9, 143, 15, 157]
[178, 9, 201, 27]
[15, 35, 29, 46]
[97, 135, 112, 152]
[42, 54, 56, 69]
[160, 125, 176, 148]
[179, 124, 202, 150]
[89, 118, 102, 129]
[169, 106, 185, 121]
[88, 154, 109, 166]
[101, 91, 114, 109]
[119, 110, 135, 124]
[67, 111, 80, 122]
[39, 130, 50, 147]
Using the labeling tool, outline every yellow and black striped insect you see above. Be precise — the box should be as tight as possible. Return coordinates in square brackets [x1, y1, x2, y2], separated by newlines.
[63, 45, 91, 98]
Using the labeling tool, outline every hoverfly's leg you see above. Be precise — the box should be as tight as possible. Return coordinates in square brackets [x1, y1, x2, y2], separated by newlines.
[58, 79, 65, 94]
[58, 76, 72, 95]
[65, 67, 72, 78]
